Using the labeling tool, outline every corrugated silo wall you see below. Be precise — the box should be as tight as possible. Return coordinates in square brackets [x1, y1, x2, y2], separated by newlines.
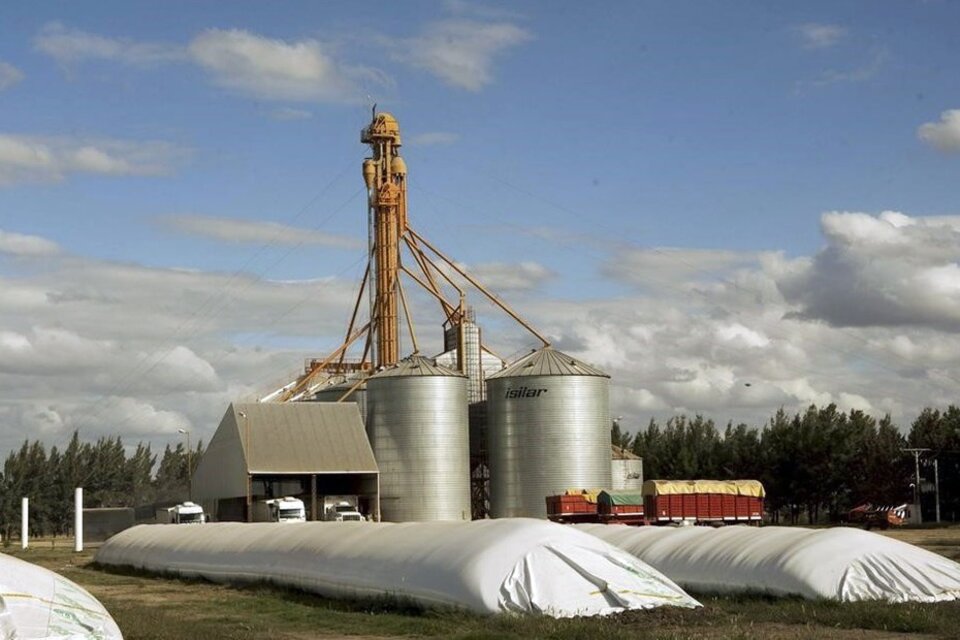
[611, 458, 643, 491]
[312, 387, 367, 422]
[367, 375, 471, 521]
[488, 375, 611, 518]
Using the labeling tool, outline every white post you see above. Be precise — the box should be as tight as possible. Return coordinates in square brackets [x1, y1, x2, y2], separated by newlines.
[75, 487, 84, 552]
[21, 497, 28, 550]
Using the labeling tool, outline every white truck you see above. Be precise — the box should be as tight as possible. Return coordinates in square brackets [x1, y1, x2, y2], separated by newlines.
[323, 495, 364, 522]
[253, 497, 306, 523]
[157, 501, 205, 525]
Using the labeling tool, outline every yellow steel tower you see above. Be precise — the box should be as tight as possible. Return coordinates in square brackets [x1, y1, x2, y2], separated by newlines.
[264, 110, 547, 403]
[362, 112, 408, 368]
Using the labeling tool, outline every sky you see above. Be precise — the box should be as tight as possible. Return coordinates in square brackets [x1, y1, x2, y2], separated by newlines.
[1, 1, 960, 455]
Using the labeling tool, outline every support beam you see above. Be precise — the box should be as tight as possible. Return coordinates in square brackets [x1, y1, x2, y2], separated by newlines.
[246, 475, 253, 523]
[408, 228, 550, 346]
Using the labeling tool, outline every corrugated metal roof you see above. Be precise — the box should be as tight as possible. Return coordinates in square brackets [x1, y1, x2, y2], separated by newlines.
[232, 402, 378, 474]
[369, 354, 465, 379]
[487, 347, 608, 379]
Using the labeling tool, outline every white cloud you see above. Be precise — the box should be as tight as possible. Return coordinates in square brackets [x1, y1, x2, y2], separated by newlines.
[188, 29, 381, 103]
[795, 23, 846, 49]
[5, 208, 960, 456]
[777, 211, 960, 330]
[270, 107, 313, 121]
[34, 24, 389, 105]
[139, 345, 221, 394]
[796, 47, 887, 91]
[0, 235, 364, 452]
[837, 392, 872, 413]
[0, 61, 24, 90]
[0, 230, 60, 257]
[387, 20, 531, 91]
[0, 327, 114, 375]
[716, 323, 770, 349]
[602, 246, 762, 292]
[454, 260, 552, 291]
[69, 396, 191, 437]
[159, 214, 363, 250]
[0, 134, 188, 186]
[917, 109, 960, 153]
[34, 22, 184, 67]
[408, 131, 460, 146]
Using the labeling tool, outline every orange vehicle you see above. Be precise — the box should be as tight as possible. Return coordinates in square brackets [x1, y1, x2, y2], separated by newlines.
[848, 502, 909, 529]
[545, 489, 601, 523]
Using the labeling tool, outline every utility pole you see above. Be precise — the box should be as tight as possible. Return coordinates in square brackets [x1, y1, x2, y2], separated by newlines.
[903, 448, 930, 525]
[178, 428, 193, 501]
[933, 457, 941, 524]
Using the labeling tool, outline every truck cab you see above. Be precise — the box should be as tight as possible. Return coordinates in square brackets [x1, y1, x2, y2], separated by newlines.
[261, 497, 306, 522]
[162, 501, 205, 524]
[324, 501, 364, 522]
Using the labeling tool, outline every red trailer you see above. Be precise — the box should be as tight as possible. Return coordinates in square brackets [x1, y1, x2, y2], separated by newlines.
[643, 479, 764, 525]
[545, 489, 601, 523]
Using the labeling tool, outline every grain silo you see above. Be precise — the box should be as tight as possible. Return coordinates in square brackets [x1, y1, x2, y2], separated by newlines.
[310, 377, 367, 422]
[487, 347, 611, 518]
[366, 355, 471, 522]
[611, 445, 643, 491]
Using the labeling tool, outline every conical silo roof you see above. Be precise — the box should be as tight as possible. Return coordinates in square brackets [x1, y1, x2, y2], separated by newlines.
[488, 346, 609, 379]
[369, 354, 466, 379]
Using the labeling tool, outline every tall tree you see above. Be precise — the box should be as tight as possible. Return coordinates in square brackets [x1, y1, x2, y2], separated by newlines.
[909, 406, 960, 521]
[611, 419, 633, 451]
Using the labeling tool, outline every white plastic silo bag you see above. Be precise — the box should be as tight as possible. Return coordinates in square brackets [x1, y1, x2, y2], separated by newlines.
[577, 524, 960, 603]
[0, 552, 123, 639]
[95, 518, 699, 617]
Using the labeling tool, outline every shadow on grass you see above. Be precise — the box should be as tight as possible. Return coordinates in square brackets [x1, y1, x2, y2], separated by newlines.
[90, 561, 471, 617]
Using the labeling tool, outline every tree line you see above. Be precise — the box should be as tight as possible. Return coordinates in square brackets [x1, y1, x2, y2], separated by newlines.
[2, 404, 956, 536]
[0, 431, 204, 542]
[614, 404, 960, 524]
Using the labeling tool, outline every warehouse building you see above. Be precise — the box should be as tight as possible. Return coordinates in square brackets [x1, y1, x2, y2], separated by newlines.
[192, 402, 380, 522]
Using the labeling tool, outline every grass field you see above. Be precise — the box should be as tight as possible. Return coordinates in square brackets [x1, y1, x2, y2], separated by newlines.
[5, 526, 960, 640]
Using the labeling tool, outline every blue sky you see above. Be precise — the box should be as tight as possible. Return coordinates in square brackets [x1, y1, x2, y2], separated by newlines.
[1, 1, 959, 452]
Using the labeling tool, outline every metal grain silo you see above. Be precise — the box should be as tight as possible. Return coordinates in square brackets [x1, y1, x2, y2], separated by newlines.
[311, 377, 367, 422]
[611, 446, 644, 491]
[487, 347, 611, 518]
[366, 355, 470, 522]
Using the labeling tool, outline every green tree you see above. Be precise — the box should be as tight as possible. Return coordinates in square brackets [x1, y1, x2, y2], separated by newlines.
[909, 406, 960, 521]
[611, 419, 633, 451]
